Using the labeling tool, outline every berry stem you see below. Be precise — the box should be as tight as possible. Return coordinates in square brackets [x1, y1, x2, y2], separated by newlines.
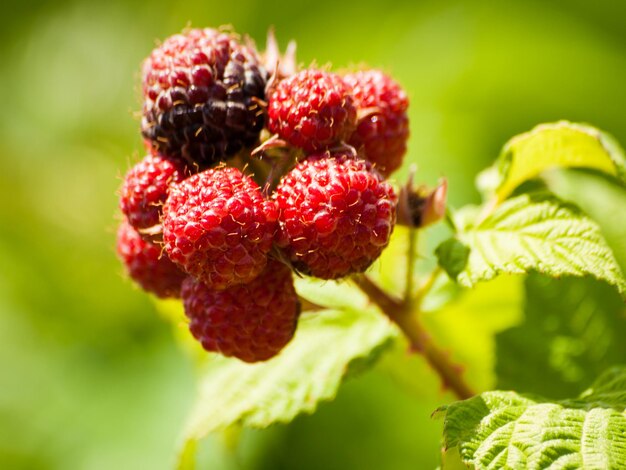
[352, 274, 474, 400]
[243, 153, 270, 189]
[444, 207, 458, 232]
[403, 227, 418, 303]
[414, 266, 442, 305]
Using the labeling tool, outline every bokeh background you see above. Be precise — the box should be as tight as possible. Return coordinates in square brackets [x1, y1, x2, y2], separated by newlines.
[2, 0, 626, 468]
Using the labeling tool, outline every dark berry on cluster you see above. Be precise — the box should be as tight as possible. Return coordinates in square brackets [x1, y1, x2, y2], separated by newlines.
[182, 260, 300, 362]
[343, 70, 409, 176]
[268, 70, 357, 152]
[119, 153, 187, 231]
[116, 221, 186, 298]
[162, 166, 278, 290]
[274, 152, 397, 279]
[141, 28, 268, 167]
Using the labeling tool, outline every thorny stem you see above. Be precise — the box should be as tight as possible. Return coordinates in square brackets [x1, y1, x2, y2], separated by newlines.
[352, 274, 474, 400]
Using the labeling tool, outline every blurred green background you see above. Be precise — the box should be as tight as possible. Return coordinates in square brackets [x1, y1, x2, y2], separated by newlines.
[2, 0, 626, 468]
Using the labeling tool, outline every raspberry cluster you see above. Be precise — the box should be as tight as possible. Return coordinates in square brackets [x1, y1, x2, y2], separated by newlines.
[116, 27, 409, 362]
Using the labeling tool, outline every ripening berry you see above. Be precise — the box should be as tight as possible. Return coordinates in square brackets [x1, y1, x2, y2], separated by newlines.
[162, 166, 278, 290]
[343, 70, 409, 176]
[274, 152, 397, 279]
[268, 70, 357, 152]
[141, 28, 268, 167]
[119, 153, 187, 231]
[182, 259, 300, 362]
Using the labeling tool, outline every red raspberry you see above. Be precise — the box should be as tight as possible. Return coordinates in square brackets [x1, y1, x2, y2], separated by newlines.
[162, 167, 277, 290]
[141, 28, 267, 167]
[268, 70, 357, 152]
[116, 221, 186, 298]
[119, 153, 187, 231]
[182, 259, 300, 362]
[274, 152, 397, 279]
[343, 70, 409, 176]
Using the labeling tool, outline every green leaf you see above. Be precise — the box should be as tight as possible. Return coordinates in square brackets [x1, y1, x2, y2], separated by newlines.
[545, 169, 626, 273]
[496, 273, 626, 399]
[436, 192, 626, 296]
[435, 239, 471, 280]
[177, 303, 396, 469]
[477, 121, 626, 201]
[437, 366, 626, 470]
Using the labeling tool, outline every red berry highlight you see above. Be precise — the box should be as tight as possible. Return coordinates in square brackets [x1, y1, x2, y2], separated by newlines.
[268, 70, 357, 152]
[182, 260, 300, 362]
[274, 152, 397, 279]
[162, 166, 278, 290]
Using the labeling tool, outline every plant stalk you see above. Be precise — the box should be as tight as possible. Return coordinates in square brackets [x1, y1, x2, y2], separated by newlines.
[353, 274, 474, 400]
[403, 227, 418, 303]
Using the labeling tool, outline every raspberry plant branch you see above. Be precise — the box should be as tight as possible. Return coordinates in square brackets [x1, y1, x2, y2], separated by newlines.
[352, 274, 475, 400]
